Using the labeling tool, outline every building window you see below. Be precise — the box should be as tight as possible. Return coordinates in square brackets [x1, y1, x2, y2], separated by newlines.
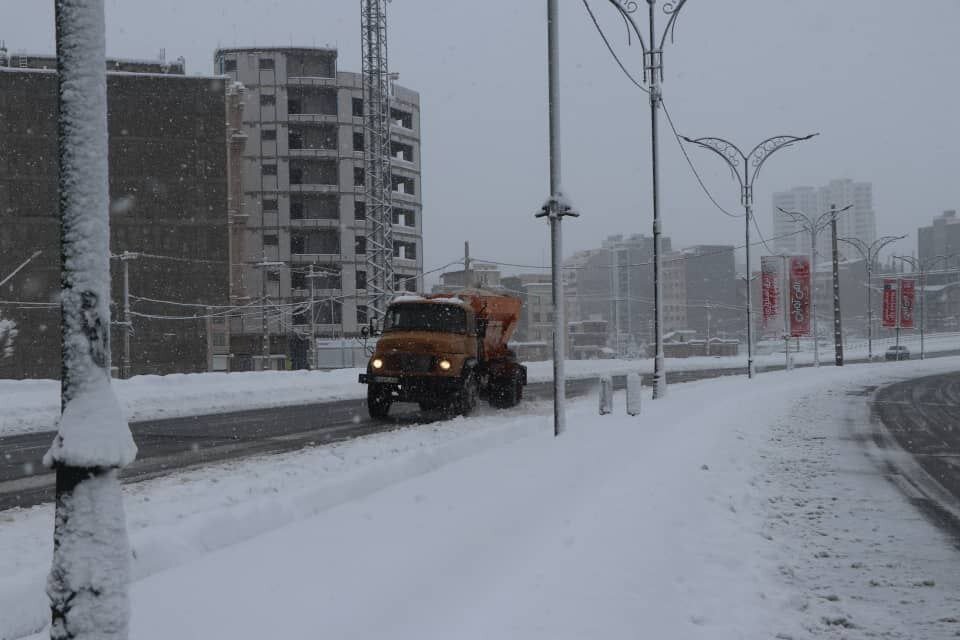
[259, 58, 275, 70]
[355, 236, 367, 255]
[356, 270, 367, 290]
[262, 128, 277, 141]
[213, 334, 227, 347]
[260, 93, 276, 106]
[353, 131, 364, 152]
[391, 108, 413, 129]
[223, 58, 237, 72]
[262, 198, 278, 212]
[354, 167, 366, 187]
[262, 164, 277, 176]
[357, 305, 368, 325]
[352, 97, 364, 117]
[354, 201, 366, 220]
[291, 272, 306, 289]
[263, 233, 279, 246]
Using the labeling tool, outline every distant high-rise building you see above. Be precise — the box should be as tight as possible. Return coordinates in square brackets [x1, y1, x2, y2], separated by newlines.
[772, 179, 876, 263]
[772, 186, 819, 256]
[682, 245, 738, 339]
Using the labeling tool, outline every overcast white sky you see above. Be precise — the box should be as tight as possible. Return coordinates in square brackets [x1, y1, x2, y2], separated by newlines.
[8, 1, 960, 273]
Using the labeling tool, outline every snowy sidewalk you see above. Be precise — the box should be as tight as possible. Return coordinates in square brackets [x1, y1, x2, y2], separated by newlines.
[6, 358, 960, 639]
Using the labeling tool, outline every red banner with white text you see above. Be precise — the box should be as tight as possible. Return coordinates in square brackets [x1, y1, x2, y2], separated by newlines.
[899, 278, 915, 329]
[788, 256, 811, 337]
[882, 279, 898, 328]
[761, 256, 780, 333]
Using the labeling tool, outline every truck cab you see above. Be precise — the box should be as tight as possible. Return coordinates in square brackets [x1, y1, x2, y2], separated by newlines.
[358, 292, 527, 418]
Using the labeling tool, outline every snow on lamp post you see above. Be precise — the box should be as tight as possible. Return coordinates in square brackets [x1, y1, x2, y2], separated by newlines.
[47, 1, 137, 638]
[581, 0, 690, 399]
[838, 235, 905, 361]
[682, 133, 818, 378]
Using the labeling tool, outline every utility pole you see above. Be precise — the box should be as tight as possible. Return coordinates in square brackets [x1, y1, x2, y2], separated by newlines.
[829, 204, 843, 366]
[537, 0, 578, 437]
[116, 251, 139, 378]
[684, 133, 818, 378]
[309, 264, 316, 368]
[704, 303, 711, 356]
[254, 257, 284, 371]
[48, 1, 137, 637]
[464, 241, 472, 289]
[584, 0, 690, 398]
[777, 203, 850, 367]
[838, 234, 904, 360]
[781, 254, 792, 370]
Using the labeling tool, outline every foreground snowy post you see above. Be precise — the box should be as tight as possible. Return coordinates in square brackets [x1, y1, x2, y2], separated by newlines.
[598, 375, 613, 415]
[45, 1, 137, 638]
[626, 372, 642, 416]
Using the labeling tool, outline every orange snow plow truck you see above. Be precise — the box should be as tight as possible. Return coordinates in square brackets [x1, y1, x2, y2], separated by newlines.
[358, 289, 528, 418]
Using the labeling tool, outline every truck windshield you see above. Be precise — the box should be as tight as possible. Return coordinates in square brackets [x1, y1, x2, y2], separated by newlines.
[383, 303, 467, 334]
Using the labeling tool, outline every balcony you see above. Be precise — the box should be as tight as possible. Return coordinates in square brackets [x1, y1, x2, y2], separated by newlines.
[287, 148, 338, 159]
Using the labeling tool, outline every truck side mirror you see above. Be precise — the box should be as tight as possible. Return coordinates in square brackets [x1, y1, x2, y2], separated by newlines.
[360, 325, 369, 338]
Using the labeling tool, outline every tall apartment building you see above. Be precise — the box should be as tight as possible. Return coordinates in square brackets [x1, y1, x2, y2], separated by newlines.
[214, 47, 422, 368]
[0, 52, 231, 379]
[772, 179, 876, 262]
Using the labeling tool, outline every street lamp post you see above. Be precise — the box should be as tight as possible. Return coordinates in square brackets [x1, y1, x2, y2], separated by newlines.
[585, 0, 689, 399]
[838, 235, 905, 361]
[892, 254, 955, 360]
[776, 204, 850, 367]
[539, 0, 578, 437]
[682, 134, 818, 377]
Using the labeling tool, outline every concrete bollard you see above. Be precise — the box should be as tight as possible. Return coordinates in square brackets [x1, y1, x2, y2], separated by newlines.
[599, 375, 613, 415]
[626, 372, 642, 416]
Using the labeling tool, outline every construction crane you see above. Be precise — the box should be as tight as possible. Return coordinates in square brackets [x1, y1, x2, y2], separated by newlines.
[361, 0, 394, 320]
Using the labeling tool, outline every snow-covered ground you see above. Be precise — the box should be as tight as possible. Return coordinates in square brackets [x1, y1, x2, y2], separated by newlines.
[1, 331, 956, 438]
[4, 357, 960, 639]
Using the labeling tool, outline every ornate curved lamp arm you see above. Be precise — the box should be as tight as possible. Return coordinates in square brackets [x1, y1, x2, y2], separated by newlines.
[657, 0, 689, 51]
[838, 237, 869, 261]
[605, 0, 648, 53]
[872, 235, 907, 262]
[746, 133, 818, 186]
[680, 135, 746, 188]
[777, 206, 813, 233]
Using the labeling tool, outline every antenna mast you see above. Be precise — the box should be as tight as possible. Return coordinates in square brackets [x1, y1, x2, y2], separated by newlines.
[361, 0, 394, 318]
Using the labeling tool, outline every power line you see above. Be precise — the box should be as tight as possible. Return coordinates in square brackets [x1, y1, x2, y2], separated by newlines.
[474, 227, 810, 272]
[581, 0, 649, 94]
[660, 98, 741, 219]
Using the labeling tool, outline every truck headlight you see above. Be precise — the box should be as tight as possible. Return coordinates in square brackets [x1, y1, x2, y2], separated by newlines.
[438, 359, 452, 371]
[372, 358, 383, 369]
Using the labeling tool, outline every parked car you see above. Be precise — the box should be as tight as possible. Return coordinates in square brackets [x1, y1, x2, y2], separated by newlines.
[885, 345, 911, 361]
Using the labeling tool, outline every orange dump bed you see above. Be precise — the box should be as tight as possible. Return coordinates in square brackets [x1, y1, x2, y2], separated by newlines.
[425, 289, 522, 358]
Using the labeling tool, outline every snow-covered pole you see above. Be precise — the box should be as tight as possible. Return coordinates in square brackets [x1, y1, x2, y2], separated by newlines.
[47, 1, 137, 638]
[538, 0, 578, 437]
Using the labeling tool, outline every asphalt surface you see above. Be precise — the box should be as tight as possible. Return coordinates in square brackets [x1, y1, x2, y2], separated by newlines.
[3, 349, 958, 511]
[872, 372, 960, 540]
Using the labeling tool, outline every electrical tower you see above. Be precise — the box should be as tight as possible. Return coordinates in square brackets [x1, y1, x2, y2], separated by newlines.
[361, 0, 394, 319]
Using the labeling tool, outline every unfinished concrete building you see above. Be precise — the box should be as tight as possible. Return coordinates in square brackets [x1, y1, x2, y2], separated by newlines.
[214, 47, 423, 370]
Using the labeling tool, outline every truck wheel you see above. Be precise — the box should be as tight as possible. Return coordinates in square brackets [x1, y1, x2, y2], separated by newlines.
[367, 384, 392, 419]
[458, 372, 479, 416]
[490, 375, 520, 409]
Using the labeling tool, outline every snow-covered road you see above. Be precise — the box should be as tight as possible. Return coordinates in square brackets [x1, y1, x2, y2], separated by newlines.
[4, 358, 960, 639]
